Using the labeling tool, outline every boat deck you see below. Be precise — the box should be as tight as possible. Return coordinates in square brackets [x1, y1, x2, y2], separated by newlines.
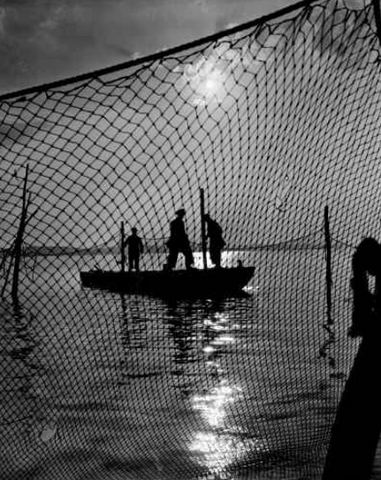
[80, 266, 254, 297]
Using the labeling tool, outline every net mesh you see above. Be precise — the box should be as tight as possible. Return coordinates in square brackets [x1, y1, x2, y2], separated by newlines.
[0, 0, 380, 478]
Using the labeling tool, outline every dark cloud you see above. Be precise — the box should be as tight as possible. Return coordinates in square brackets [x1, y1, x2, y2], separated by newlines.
[0, 1, 304, 95]
[0, 1, 133, 91]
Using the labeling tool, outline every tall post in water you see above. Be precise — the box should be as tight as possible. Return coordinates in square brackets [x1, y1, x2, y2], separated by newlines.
[324, 205, 333, 326]
[11, 164, 30, 305]
[120, 221, 126, 273]
[200, 188, 207, 270]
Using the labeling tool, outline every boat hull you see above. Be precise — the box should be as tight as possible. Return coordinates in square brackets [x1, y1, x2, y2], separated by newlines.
[80, 267, 254, 297]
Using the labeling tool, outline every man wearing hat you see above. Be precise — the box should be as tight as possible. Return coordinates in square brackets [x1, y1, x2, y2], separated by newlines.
[166, 208, 194, 270]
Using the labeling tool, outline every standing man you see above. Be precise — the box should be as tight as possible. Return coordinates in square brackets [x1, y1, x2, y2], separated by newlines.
[204, 214, 225, 268]
[124, 227, 144, 271]
[167, 209, 194, 270]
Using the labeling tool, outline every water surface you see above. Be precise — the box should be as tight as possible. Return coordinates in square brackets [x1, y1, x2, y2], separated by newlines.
[0, 249, 361, 479]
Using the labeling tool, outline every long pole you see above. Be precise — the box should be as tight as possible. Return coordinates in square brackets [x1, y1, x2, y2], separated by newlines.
[12, 164, 30, 305]
[324, 205, 333, 326]
[200, 188, 207, 270]
[120, 221, 125, 273]
[1, 242, 15, 299]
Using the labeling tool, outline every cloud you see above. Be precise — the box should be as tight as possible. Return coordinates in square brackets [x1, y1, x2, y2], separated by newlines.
[39, 4, 66, 31]
[0, 6, 5, 36]
[0, 0, 301, 95]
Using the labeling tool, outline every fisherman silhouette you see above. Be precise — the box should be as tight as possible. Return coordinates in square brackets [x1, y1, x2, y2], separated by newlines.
[349, 237, 381, 338]
[323, 237, 381, 480]
[166, 209, 194, 270]
[123, 227, 143, 271]
[204, 214, 225, 268]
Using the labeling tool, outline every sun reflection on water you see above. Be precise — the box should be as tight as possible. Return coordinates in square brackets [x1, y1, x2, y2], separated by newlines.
[187, 306, 267, 478]
[192, 381, 241, 428]
[190, 429, 266, 478]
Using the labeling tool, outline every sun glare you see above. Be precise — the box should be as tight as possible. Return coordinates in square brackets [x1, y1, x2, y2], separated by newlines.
[176, 50, 232, 107]
[193, 67, 226, 106]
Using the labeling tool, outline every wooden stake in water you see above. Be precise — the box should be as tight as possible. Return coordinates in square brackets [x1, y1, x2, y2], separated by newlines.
[200, 188, 207, 270]
[324, 205, 333, 326]
[12, 164, 30, 305]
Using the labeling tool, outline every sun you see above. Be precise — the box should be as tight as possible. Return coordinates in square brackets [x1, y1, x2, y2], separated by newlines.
[175, 52, 227, 106]
[203, 71, 223, 95]
[193, 67, 226, 106]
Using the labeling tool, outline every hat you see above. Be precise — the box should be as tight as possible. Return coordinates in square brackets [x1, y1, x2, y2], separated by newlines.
[175, 208, 186, 216]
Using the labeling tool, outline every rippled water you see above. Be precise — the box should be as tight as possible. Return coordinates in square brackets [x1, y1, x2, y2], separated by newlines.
[0, 249, 363, 479]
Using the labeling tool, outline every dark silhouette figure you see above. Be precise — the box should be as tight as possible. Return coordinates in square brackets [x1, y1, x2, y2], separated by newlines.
[123, 227, 143, 271]
[204, 214, 225, 268]
[349, 237, 381, 338]
[167, 209, 194, 270]
[323, 237, 381, 480]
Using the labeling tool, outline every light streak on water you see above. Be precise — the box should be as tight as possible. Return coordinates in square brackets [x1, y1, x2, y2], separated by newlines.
[243, 284, 260, 294]
[188, 304, 267, 478]
[190, 429, 267, 478]
[192, 381, 242, 428]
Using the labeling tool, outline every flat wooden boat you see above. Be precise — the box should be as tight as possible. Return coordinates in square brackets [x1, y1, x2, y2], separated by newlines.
[80, 266, 254, 297]
[81, 189, 254, 297]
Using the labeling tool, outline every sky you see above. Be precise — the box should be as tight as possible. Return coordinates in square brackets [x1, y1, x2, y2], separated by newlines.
[0, 0, 302, 95]
[0, 0, 378, 255]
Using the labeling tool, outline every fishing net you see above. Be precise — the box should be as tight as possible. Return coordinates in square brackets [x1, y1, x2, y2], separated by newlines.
[1, 0, 381, 478]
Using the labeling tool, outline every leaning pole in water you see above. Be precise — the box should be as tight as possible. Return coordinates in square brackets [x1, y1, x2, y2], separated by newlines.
[11, 164, 30, 305]
[324, 206, 333, 327]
